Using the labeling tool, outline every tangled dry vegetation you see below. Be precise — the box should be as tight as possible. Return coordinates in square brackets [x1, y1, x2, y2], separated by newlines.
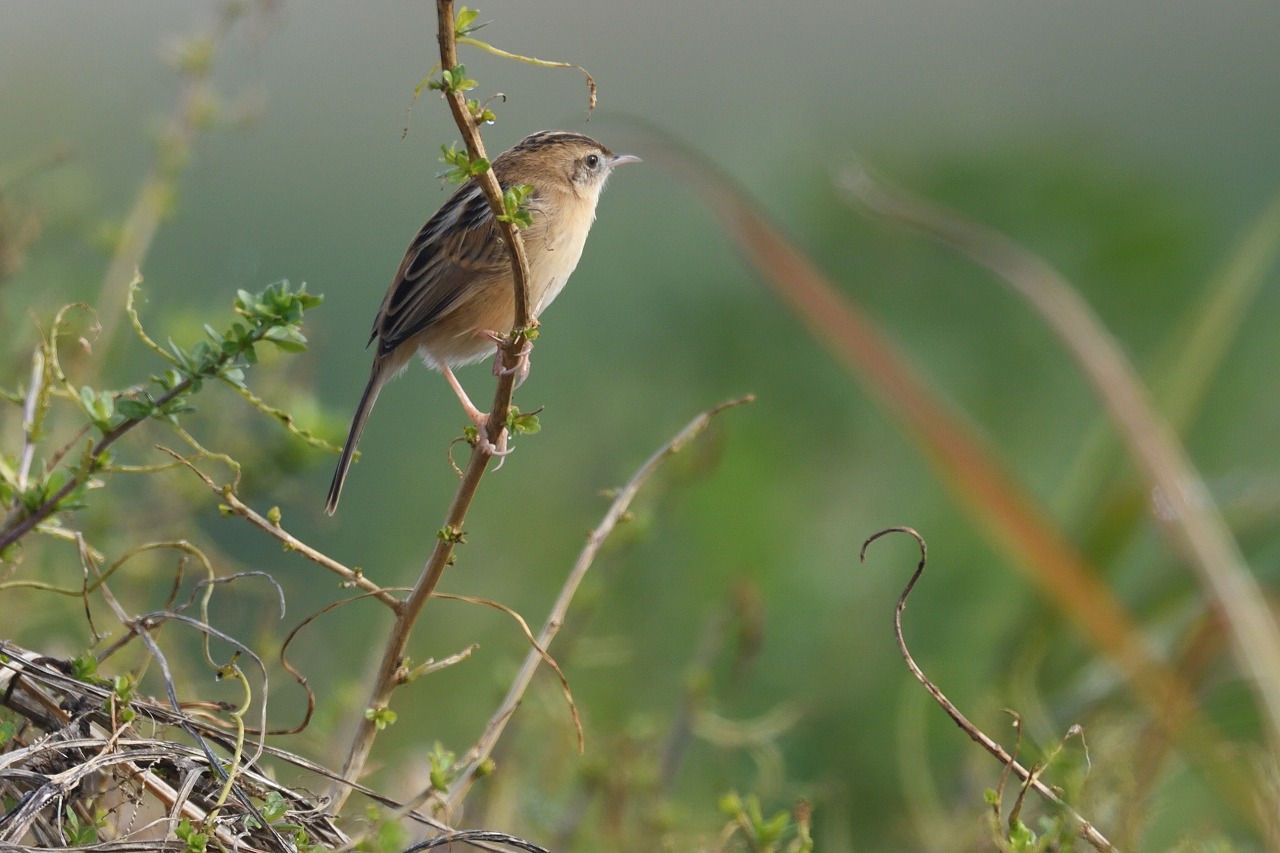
[1, 643, 345, 852]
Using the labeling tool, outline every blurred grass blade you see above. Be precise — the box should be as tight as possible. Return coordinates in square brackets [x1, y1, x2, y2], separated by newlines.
[94, 4, 246, 360]
[841, 164, 1280, 762]
[1057, 188, 1280, 549]
[619, 124, 1262, 824]
[1158, 188, 1280, 430]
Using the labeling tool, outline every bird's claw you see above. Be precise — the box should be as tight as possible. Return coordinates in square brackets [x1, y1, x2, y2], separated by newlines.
[471, 415, 514, 469]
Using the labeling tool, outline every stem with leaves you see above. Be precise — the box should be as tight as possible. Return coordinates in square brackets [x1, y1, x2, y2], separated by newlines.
[0, 279, 321, 555]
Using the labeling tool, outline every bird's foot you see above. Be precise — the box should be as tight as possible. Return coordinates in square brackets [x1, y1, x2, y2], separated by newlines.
[487, 330, 534, 388]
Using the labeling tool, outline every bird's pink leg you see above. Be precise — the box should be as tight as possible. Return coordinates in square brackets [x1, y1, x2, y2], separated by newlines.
[440, 364, 512, 458]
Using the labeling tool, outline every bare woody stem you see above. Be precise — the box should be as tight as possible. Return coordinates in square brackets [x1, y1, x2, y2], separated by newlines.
[328, 0, 538, 808]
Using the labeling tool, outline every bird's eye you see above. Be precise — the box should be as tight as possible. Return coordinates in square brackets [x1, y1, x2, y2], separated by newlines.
[585, 153, 601, 170]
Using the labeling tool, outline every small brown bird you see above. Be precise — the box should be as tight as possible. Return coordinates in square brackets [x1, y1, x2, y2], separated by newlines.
[325, 130, 639, 514]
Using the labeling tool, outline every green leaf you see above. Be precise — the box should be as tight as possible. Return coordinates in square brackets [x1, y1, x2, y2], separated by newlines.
[168, 338, 194, 371]
[262, 332, 308, 353]
[260, 791, 288, 822]
[112, 674, 135, 703]
[496, 183, 535, 228]
[758, 810, 789, 844]
[465, 98, 497, 124]
[508, 410, 540, 435]
[1008, 819, 1036, 849]
[718, 791, 744, 816]
[70, 654, 99, 681]
[176, 818, 208, 853]
[364, 706, 398, 730]
[116, 398, 154, 420]
[436, 526, 466, 544]
[440, 64, 477, 93]
[427, 742, 457, 790]
[455, 6, 486, 35]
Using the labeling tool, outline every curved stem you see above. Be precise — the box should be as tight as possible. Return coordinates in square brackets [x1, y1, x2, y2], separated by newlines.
[862, 527, 1116, 852]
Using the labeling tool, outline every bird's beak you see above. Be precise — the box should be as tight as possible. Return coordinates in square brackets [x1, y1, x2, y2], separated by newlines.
[610, 153, 642, 168]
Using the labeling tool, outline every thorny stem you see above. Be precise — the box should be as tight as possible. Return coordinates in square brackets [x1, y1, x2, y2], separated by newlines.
[328, 0, 541, 808]
[861, 527, 1115, 852]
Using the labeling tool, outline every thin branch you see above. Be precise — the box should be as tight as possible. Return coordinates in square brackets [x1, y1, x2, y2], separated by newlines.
[164, 447, 400, 609]
[435, 591, 582, 752]
[861, 527, 1116, 852]
[842, 166, 1280, 759]
[403, 829, 551, 852]
[457, 35, 596, 114]
[0, 279, 292, 554]
[442, 394, 755, 812]
[273, 592, 405, 737]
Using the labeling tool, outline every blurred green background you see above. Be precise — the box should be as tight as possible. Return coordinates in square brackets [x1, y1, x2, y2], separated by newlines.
[3, 1, 1279, 849]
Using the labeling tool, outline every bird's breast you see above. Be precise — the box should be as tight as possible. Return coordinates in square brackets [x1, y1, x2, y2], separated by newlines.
[528, 206, 594, 316]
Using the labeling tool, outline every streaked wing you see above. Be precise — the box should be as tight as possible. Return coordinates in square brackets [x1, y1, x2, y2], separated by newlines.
[372, 181, 510, 355]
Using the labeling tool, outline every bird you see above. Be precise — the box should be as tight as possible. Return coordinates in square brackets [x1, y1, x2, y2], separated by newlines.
[325, 130, 639, 515]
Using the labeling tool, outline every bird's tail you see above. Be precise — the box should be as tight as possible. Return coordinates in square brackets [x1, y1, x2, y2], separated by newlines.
[325, 369, 384, 515]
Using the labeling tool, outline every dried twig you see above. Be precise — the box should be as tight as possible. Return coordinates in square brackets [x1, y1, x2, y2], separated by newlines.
[441, 395, 754, 812]
[165, 447, 400, 609]
[0, 642, 348, 852]
[861, 527, 1115, 852]
[403, 829, 551, 852]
